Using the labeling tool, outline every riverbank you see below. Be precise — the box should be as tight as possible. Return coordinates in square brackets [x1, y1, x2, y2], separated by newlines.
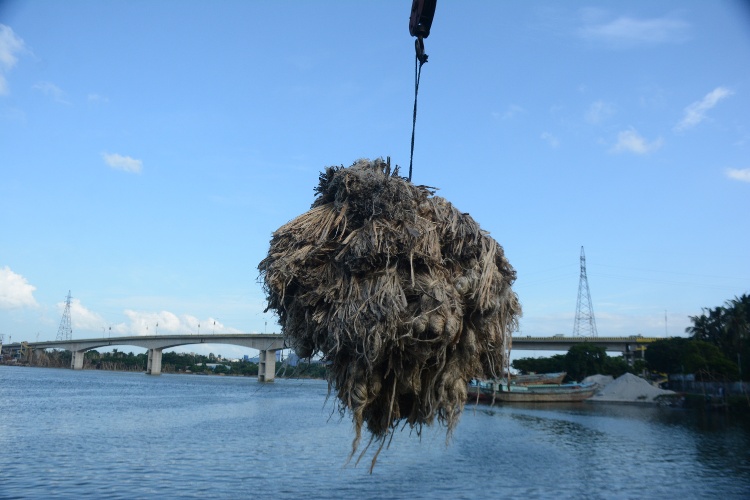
[0, 358, 327, 379]
[681, 393, 750, 413]
[2, 347, 328, 378]
[470, 372, 750, 415]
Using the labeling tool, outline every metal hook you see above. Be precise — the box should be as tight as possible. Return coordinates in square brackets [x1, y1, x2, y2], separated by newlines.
[415, 37, 428, 65]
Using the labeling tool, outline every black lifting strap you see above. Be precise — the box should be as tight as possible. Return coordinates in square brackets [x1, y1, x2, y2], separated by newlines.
[408, 0, 436, 183]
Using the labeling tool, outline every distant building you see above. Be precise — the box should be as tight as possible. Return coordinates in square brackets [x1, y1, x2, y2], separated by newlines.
[205, 363, 231, 372]
[244, 351, 286, 363]
[287, 352, 300, 367]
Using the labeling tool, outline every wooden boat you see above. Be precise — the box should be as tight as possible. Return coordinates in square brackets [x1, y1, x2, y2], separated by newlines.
[468, 379, 598, 403]
[510, 371, 566, 386]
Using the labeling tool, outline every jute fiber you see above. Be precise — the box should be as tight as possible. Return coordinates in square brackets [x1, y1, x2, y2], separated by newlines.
[258, 158, 521, 467]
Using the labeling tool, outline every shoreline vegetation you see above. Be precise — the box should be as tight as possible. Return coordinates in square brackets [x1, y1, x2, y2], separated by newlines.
[1, 349, 327, 379]
[4, 351, 747, 414]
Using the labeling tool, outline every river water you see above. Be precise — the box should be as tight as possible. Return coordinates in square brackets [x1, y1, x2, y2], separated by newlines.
[1, 366, 748, 499]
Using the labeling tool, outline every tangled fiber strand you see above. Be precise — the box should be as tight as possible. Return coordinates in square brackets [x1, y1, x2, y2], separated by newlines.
[258, 158, 521, 470]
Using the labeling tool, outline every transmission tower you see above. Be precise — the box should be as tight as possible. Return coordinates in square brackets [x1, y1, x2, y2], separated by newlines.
[56, 290, 73, 341]
[573, 247, 598, 337]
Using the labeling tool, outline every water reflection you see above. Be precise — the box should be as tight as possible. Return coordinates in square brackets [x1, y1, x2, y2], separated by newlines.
[2, 366, 749, 499]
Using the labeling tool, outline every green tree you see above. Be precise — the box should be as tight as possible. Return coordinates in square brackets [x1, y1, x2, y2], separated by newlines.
[192, 363, 211, 373]
[645, 337, 738, 379]
[684, 340, 738, 379]
[564, 343, 607, 381]
[686, 294, 749, 380]
[603, 355, 635, 378]
[644, 337, 687, 374]
[512, 355, 565, 375]
[237, 362, 259, 376]
[213, 364, 230, 374]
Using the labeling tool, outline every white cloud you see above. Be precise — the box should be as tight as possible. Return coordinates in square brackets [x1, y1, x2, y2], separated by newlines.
[725, 168, 750, 183]
[541, 132, 560, 148]
[102, 152, 143, 173]
[122, 310, 241, 336]
[611, 128, 663, 154]
[88, 93, 109, 103]
[585, 100, 615, 124]
[66, 298, 107, 332]
[0, 266, 38, 309]
[0, 24, 26, 96]
[32, 81, 70, 104]
[674, 87, 733, 132]
[579, 15, 690, 47]
[49, 301, 244, 338]
[493, 104, 526, 120]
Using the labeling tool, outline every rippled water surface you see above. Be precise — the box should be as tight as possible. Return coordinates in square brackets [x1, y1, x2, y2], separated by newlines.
[1, 366, 748, 499]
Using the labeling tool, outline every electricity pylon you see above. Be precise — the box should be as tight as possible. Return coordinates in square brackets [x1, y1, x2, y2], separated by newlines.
[573, 247, 598, 337]
[56, 290, 73, 341]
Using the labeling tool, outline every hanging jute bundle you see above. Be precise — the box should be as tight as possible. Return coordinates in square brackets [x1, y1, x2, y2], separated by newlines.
[258, 158, 521, 469]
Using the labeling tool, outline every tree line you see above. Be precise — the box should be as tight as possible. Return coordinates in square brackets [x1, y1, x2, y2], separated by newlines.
[513, 294, 749, 382]
[648, 293, 748, 380]
[26, 349, 327, 378]
[512, 343, 642, 382]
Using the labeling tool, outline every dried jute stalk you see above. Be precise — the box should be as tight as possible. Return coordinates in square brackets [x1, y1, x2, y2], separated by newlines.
[258, 158, 521, 471]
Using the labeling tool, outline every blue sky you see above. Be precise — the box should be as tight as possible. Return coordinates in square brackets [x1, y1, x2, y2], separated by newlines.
[1, 1, 749, 358]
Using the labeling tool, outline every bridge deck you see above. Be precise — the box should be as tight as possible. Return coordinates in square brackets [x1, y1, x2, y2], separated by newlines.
[2, 334, 658, 379]
[2, 334, 286, 382]
[3, 334, 658, 354]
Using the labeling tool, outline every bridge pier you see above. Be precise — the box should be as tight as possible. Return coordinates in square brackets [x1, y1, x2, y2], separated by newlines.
[22, 345, 34, 365]
[71, 350, 85, 370]
[147, 348, 163, 375]
[622, 344, 646, 366]
[258, 349, 276, 382]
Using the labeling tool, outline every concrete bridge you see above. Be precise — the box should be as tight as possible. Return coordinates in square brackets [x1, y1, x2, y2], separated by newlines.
[1, 334, 658, 380]
[511, 335, 657, 359]
[2, 334, 285, 382]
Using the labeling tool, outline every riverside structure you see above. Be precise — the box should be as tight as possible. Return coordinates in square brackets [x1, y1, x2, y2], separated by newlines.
[3, 334, 285, 381]
[2, 334, 657, 380]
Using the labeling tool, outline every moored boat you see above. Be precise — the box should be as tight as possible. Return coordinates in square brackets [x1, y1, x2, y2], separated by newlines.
[510, 371, 566, 386]
[468, 379, 598, 403]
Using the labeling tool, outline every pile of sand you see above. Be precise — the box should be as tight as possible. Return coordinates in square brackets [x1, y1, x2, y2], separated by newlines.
[589, 372, 674, 403]
[583, 374, 614, 388]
